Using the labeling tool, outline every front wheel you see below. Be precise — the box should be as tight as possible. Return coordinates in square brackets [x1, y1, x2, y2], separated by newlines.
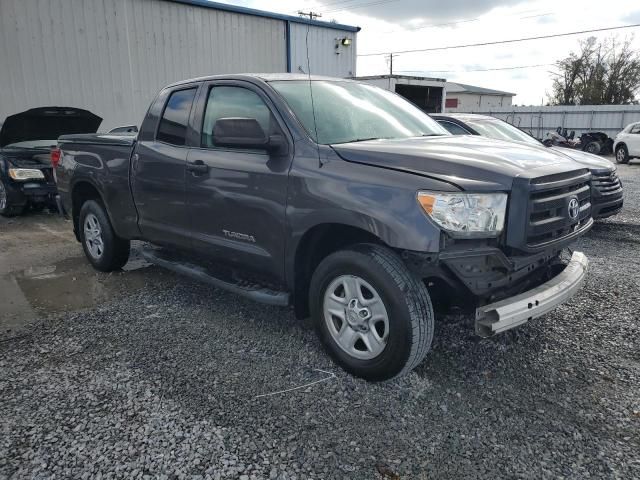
[79, 200, 130, 271]
[615, 145, 629, 164]
[310, 244, 434, 381]
[0, 178, 25, 217]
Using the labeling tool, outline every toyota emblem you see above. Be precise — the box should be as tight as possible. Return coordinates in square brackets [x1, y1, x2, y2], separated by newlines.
[568, 197, 580, 220]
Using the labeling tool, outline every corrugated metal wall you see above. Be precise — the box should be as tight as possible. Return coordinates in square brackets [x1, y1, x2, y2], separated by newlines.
[456, 105, 640, 139]
[289, 23, 356, 77]
[0, 0, 288, 131]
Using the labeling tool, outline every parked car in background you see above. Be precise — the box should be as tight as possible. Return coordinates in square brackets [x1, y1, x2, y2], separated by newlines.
[614, 122, 640, 164]
[56, 74, 592, 380]
[542, 127, 613, 155]
[433, 113, 623, 219]
[0, 107, 102, 216]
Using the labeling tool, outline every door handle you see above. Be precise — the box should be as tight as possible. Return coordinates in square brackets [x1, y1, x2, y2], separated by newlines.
[187, 160, 209, 174]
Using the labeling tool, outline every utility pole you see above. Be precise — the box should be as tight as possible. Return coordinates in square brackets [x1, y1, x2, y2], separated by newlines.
[298, 10, 322, 21]
[385, 53, 399, 75]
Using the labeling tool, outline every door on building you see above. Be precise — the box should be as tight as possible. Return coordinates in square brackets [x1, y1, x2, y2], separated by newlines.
[394, 84, 444, 113]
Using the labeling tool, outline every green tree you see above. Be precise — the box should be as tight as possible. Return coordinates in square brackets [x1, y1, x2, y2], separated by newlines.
[549, 36, 640, 105]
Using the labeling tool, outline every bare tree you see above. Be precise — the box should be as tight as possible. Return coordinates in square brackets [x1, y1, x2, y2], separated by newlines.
[549, 36, 640, 105]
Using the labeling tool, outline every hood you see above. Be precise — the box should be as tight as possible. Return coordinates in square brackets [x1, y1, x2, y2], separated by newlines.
[331, 135, 583, 191]
[0, 107, 102, 148]
[549, 147, 614, 172]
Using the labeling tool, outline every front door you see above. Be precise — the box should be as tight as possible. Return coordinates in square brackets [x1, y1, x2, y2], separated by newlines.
[132, 86, 198, 248]
[185, 82, 292, 282]
[627, 123, 640, 156]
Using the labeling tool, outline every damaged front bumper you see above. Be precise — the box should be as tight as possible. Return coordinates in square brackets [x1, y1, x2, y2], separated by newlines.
[475, 251, 588, 337]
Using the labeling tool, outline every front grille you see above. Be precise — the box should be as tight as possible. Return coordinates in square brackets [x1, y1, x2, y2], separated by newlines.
[526, 170, 591, 247]
[592, 171, 623, 201]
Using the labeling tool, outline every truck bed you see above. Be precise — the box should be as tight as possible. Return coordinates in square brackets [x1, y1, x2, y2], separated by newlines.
[56, 133, 140, 239]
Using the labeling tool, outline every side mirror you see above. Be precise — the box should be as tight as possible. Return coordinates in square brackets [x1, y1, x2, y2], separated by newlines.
[212, 117, 282, 152]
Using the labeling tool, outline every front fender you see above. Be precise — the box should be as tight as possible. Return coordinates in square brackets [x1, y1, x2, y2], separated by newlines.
[284, 151, 458, 287]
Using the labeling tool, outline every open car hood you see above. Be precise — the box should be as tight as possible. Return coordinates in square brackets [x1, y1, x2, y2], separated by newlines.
[0, 107, 102, 148]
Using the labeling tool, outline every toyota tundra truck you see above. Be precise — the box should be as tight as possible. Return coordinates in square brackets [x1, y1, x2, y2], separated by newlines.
[54, 74, 591, 380]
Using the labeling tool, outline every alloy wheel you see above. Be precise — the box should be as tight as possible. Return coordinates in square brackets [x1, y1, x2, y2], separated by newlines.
[323, 275, 390, 360]
[0, 180, 6, 211]
[83, 213, 104, 259]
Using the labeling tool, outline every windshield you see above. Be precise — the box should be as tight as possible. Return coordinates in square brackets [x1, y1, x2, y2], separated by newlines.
[464, 118, 540, 146]
[270, 80, 448, 144]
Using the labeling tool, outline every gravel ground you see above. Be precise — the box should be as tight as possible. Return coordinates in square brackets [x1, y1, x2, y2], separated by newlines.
[1, 163, 639, 479]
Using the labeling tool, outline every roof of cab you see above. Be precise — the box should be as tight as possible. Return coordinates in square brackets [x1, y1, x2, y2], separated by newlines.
[433, 113, 500, 121]
[165, 73, 358, 89]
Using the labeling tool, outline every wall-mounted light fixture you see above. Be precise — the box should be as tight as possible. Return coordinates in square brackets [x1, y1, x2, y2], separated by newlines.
[341, 37, 352, 46]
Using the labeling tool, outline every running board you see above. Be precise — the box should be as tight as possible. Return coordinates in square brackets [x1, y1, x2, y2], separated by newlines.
[141, 247, 290, 307]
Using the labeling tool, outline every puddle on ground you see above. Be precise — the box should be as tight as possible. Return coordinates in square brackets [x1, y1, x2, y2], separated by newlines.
[1, 249, 154, 333]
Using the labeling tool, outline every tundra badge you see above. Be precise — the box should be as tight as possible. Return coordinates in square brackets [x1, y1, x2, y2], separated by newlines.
[223, 230, 256, 243]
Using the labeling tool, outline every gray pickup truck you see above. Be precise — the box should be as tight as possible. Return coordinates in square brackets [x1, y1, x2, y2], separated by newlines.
[55, 74, 591, 380]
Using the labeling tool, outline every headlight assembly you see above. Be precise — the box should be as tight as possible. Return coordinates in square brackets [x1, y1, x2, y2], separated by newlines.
[8, 168, 45, 181]
[417, 191, 507, 237]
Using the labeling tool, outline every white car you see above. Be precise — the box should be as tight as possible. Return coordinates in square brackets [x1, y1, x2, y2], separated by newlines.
[614, 122, 640, 164]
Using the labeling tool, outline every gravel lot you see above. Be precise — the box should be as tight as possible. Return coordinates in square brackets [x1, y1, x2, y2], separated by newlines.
[1, 162, 639, 479]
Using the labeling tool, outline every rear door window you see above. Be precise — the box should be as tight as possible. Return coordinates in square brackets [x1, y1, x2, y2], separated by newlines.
[156, 88, 197, 146]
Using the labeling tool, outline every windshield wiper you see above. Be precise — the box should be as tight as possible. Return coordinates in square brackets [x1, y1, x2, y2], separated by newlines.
[420, 133, 446, 137]
[349, 137, 385, 143]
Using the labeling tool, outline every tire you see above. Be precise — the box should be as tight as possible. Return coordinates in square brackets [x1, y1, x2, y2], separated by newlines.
[615, 144, 629, 164]
[78, 200, 130, 271]
[584, 141, 601, 155]
[0, 178, 25, 217]
[309, 243, 434, 381]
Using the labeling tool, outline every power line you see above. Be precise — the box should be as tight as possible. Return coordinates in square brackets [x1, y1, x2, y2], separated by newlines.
[322, 0, 399, 15]
[381, 11, 552, 34]
[358, 23, 640, 56]
[290, 0, 371, 16]
[396, 63, 554, 74]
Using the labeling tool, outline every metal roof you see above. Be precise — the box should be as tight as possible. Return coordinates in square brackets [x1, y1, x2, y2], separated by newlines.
[446, 82, 515, 96]
[163, 0, 361, 32]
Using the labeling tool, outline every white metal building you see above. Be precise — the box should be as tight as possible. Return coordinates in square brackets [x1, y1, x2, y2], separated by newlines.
[445, 82, 515, 112]
[0, 0, 359, 131]
[356, 75, 447, 113]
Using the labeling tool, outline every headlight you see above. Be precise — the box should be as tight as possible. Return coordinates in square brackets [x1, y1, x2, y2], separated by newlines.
[8, 168, 45, 181]
[417, 191, 507, 237]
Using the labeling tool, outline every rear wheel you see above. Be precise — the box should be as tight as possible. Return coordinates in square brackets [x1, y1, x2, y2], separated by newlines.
[0, 178, 25, 217]
[310, 243, 434, 381]
[79, 200, 130, 271]
[615, 144, 629, 164]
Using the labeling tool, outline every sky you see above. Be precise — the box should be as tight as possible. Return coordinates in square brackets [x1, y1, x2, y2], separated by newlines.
[215, 0, 640, 105]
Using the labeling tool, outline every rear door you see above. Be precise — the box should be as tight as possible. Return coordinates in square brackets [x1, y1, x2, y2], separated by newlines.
[185, 81, 292, 282]
[132, 85, 198, 248]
